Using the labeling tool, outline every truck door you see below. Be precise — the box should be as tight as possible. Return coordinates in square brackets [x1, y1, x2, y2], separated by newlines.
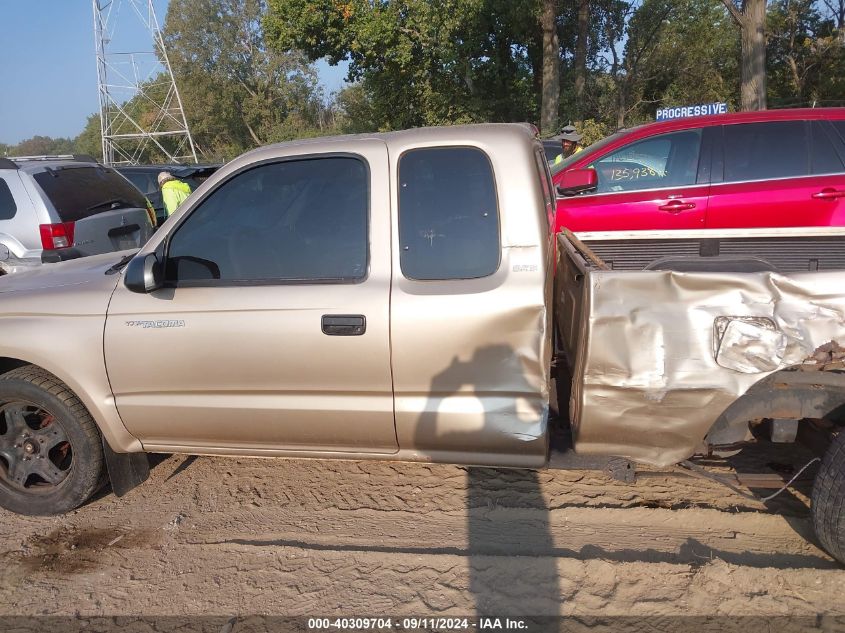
[388, 143, 550, 467]
[104, 140, 398, 453]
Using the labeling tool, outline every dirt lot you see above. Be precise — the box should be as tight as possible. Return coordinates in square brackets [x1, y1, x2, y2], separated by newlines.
[1, 444, 844, 630]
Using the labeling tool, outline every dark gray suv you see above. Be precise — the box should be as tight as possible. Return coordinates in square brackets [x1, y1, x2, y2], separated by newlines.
[0, 155, 155, 274]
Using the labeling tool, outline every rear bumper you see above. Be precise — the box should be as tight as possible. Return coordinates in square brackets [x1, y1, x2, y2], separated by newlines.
[41, 247, 83, 264]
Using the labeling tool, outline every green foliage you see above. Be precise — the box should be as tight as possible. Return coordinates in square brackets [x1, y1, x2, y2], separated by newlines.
[4, 135, 77, 157]
[575, 118, 613, 146]
[767, 0, 845, 107]
[54, 0, 337, 165]
[74, 114, 103, 160]
[13, 0, 840, 163]
[265, 0, 541, 130]
[163, 0, 331, 159]
[333, 83, 385, 133]
[628, 0, 740, 117]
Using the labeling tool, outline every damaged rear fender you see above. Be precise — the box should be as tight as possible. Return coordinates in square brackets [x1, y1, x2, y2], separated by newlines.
[705, 367, 845, 447]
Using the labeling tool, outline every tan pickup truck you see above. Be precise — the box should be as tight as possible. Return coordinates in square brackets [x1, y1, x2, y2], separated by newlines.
[1, 124, 844, 562]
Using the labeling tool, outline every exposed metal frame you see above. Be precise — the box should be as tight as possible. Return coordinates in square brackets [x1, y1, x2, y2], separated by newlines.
[92, 0, 198, 166]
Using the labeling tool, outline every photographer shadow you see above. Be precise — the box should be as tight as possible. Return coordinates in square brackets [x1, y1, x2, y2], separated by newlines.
[414, 345, 562, 618]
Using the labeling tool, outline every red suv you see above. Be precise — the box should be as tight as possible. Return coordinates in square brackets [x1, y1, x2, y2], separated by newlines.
[552, 108, 845, 233]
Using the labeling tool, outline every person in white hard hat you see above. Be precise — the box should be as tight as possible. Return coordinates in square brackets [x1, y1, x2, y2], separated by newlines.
[158, 171, 192, 217]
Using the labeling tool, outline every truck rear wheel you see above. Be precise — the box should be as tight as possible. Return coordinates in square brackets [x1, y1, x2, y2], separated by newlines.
[0, 366, 104, 516]
[812, 430, 845, 564]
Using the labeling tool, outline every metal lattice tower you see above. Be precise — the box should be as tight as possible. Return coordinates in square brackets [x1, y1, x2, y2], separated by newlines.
[93, 0, 197, 165]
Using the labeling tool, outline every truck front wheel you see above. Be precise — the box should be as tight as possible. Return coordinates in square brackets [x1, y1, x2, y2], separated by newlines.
[0, 366, 104, 515]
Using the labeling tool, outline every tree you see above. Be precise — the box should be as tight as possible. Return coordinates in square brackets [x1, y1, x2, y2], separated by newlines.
[540, 0, 561, 132]
[164, 0, 328, 158]
[574, 0, 590, 117]
[8, 136, 76, 157]
[74, 114, 104, 160]
[820, 0, 845, 29]
[333, 83, 383, 133]
[264, 0, 540, 130]
[22, 0, 845, 162]
[629, 0, 739, 117]
[719, 0, 768, 110]
[768, 0, 845, 106]
[597, 0, 671, 127]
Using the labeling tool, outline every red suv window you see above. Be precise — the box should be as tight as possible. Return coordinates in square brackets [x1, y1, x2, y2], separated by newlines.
[832, 121, 845, 144]
[722, 121, 808, 182]
[812, 121, 845, 174]
[590, 130, 702, 193]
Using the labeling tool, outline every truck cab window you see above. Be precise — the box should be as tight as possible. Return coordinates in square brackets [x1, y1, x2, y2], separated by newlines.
[398, 147, 499, 280]
[167, 156, 369, 283]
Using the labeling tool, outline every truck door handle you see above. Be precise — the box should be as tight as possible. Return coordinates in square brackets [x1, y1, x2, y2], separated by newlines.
[658, 200, 696, 213]
[812, 188, 845, 200]
[321, 314, 366, 336]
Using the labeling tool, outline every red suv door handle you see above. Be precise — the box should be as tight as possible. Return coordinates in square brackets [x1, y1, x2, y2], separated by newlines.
[812, 188, 845, 200]
[658, 200, 696, 213]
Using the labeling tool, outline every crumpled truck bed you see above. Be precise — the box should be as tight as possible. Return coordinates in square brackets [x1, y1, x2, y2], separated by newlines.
[556, 230, 845, 467]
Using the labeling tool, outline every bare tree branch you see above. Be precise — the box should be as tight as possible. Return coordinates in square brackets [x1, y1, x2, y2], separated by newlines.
[719, 0, 745, 25]
[243, 118, 262, 146]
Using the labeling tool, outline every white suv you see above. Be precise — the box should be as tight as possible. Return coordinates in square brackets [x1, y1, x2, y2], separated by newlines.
[0, 155, 155, 274]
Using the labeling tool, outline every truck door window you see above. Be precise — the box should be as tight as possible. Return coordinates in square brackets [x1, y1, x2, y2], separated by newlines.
[592, 130, 702, 193]
[398, 147, 499, 280]
[723, 121, 809, 182]
[166, 156, 369, 284]
[0, 179, 16, 221]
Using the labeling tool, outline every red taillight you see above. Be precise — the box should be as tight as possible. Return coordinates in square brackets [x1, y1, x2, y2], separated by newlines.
[39, 222, 75, 250]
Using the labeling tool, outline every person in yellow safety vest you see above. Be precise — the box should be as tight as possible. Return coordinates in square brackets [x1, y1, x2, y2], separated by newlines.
[158, 171, 192, 217]
[552, 125, 584, 165]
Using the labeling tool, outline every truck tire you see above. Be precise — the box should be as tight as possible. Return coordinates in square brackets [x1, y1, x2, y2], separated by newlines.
[0, 365, 104, 515]
[812, 430, 845, 564]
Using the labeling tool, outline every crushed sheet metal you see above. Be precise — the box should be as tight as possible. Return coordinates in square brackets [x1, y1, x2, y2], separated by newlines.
[715, 318, 786, 373]
[570, 268, 845, 467]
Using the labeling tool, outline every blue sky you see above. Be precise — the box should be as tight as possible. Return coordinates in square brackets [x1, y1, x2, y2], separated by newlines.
[0, 0, 349, 145]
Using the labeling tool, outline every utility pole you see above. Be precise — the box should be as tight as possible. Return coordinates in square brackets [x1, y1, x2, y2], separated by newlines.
[92, 0, 197, 165]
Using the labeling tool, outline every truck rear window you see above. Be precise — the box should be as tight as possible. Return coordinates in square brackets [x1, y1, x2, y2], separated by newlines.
[33, 166, 148, 223]
[398, 147, 500, 280]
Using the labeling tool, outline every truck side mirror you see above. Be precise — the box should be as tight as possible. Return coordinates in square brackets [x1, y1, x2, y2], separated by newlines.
[557, 168, 598, 197]
[124, 252, 163, 293]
